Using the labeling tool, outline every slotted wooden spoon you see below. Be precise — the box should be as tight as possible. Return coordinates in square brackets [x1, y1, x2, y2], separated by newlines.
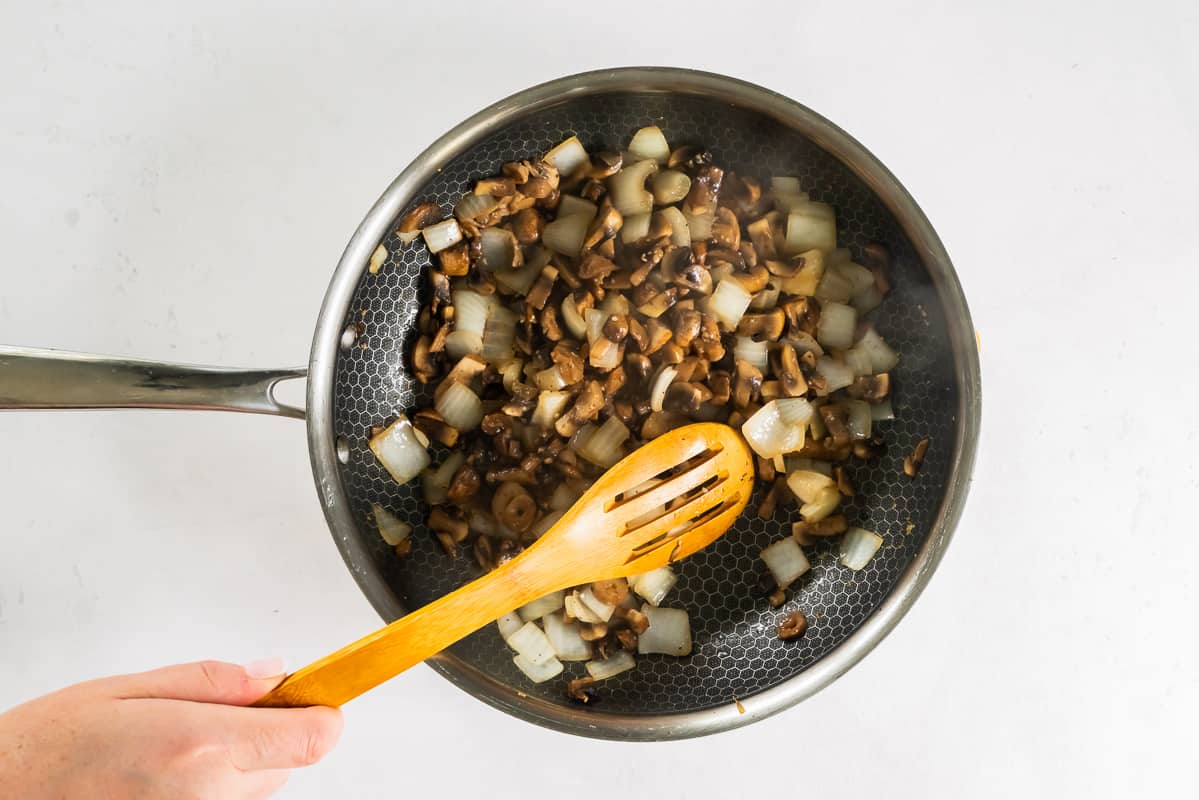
[256, 422, 754, 708]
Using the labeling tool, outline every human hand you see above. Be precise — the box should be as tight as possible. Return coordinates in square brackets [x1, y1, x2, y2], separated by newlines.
[0, 659, 342, 799]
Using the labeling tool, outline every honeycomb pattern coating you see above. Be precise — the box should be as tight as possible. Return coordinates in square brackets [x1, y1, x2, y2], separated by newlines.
[331, 93, 958, 715]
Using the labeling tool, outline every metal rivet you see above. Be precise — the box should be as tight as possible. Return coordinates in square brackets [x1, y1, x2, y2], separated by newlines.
[339, 324, 358, 351]
[335, 436, 350, 464]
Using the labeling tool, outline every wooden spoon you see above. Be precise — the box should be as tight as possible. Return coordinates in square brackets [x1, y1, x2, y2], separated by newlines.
[256, 422, 753, 708]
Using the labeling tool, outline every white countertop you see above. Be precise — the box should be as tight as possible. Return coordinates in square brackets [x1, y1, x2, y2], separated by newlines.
[2, 1, 1196, 797]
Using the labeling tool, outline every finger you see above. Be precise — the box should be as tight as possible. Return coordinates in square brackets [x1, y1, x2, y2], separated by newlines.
[106, 659, 288, 705]
[241, 768, 290, 799]
[224, 705, 343, 771]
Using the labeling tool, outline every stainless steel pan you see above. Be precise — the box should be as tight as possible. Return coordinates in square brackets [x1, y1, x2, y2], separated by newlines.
[0, 67, 980, 740]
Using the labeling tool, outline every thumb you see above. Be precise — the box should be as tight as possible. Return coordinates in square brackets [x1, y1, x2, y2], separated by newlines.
[105, 659, 288, 705]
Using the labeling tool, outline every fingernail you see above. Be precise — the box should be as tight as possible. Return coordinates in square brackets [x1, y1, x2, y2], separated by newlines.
[243, 657, 286, 679]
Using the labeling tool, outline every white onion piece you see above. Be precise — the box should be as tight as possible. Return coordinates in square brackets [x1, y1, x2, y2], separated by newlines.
[518, 590, 565, 622]
[750, 280, 781, 310]
[435, 380, 483, 431]
[649, 365, 678, 413]
[845, 399, 873, 441]
[784, 206, 836, 255]
[761, 537, 810, 589]
[534, 366, 568, 391]
[444, 330, 483, 359]
[774, 190, 812, 214]
[543, 612, 592, 661]
[579, 586, 617, 622]
[556, 194, 597, 219]
[627, 125, 670, 164]
[585, 650, 636, 681]
[621, 212, 652, 243]
[733, 336, 769, 371]
[800, 486, 841, 522]
[494, 250, 547, 295]
[564, 591, 604, 624]
[368, 243, 387, 274]
[630, 566, 677, 606]
[851, 284, 884, 315]
[560, 296, 588, 339]
[599, 292, 631, 316]
[815, 356, 856, 393]
[827, 247, 852, 266]
[844, 346, 873, 377]
[549, 482, 582, 511]
[452, 290, 491, 338]
[529, 509, 564, 539]
[816, 301, 857, 350]
[871, 398, 895, 422]
[608, 159, 658, 216]
[480, 306, 517, 363]
[532, 390, 572, 430]
[776, 397, 814, 428]
[454, 192, 499, 223]
[542, 213, 591, 257]
[778, 251, 826, 296]
[784, 456, 833, 477]
[507, 621, 556, 665]
[420, 451, 465, 505]
[837, 261, 875, 294]
[577, 415, 630, 467]
[496, 611, 524, 640]
[421, 218, 463, 254]
[840, 527, 884, 570]
[741, 400, 806, 459]
[513, 653, 563, 684]
[855, 327, 899, 372]
[684, 211, 713, 240]
[584, 308, 606, 345]
[657, 206, 691, 247]
[650, 169, 691, 205]
[397, 228, 422, 245]
[814, 268, 854, 303]
[371, 503, 412, 546]
[638, 604, 692, 656]
[589, 337, 621, 371]
[708, 277, 753, 330]
[369, 415, 431, 485]
[498, 359, 524, 394]
[480, 227, 518, 271]
[771, 176, 803, 195]
[786, 470, 835, 504]
[469, 509, 503, 538]
[544, 135, 588, 176]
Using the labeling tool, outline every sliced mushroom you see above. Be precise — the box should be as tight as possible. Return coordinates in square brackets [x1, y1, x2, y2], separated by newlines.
[722, 172, 764, 218]
[526, 266, 558, 311]
[667, 145, 712, 171]
[579, 622, 609, 642]
[640, 410, 687, 439]
[428, 507, 469, 543]
[428, 270, 452, 312]
[604, 365, 627, 396]
[554, 380, 603, 437]
[412, 335, 437, 384]
[819, 403, 852, 446]
[861, 242, 892, 295]
[737, 308, 786, 340]
[662, 382, 707, 414]
[435, 354, 488, 402]
[653, 342, 686, 366]
[791, 514, 849, 546]
[777, 610, 808, 640]
[847, 373, 891, 402]
[578, 252, 619, 280]
[747, 216, 778, 261]
[565, 676, 599, 704]
[682, 164, 724, 216]
[641, 318, 673, 355]
[711, 207, 741, 250]
[590, 578, 629, 605]
[550, 342, 585, 384]
[774, 343, 808, 397]
[732, 359, 763, 409]
[694, 316, 725, 362]
[511, 208, 544, 245]
[624, 352, 653, 385]
[436, 241, 471, 277]
[834, 465, 855, 497]
[602, 314, 629, 343]
[539, 304, 563, 342]
[582, 150, 623, 180]
[447, 463, 482, 503]
[397, 201, 442, 240]
[707, 370, 731, 405]
[904, 437, 930, 478]
[412, 408, 459, 448]
[781, 296, 820, 336]
[672, 309, 703, 348]
[491, 481, 538, 533]
[583, 196, 623, 250]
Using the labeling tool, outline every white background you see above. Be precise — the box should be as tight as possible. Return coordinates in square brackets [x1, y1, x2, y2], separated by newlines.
[2, 1, 1196, 797]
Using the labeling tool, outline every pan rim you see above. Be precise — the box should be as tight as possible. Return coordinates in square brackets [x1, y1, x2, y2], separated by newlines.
[306, 66, 981, 741]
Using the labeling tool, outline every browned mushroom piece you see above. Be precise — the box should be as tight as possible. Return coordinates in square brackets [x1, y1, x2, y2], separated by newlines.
[682, 164, 724, 216]
[602, 314, 629, 343]
[393, 539, 413, 557]
[583, 196, 623, 251]
[732, 359, 764, 409]
[711, 207, 741, 250]
[764, 257, 803, 278]
[791, 514, 850, 545]
[641, 318, 673, 355]
[446, 463, 482, 504]
[473, 177, 514, 197]
[757, 455, 776, 482]
[473, 535, 495, 571]
[757, 476, 791, 520]
[397, 201, 442, 238]
[565, 676, 598, 704]
[781, 296, 819, 336]
[539, 304, 563, 342]
[411, 335, 437, 384]
[603, 365, 626, 396]
[412, 408, 459, 448]
[767, 588, 787, 608]
[429, 322, 451, 353]
[653, 342, 686, 366]
[861, 242, 892, 295]
[904, 438, 930, 478]
[435, 531, 457, 557]
[435, 354, 488, 401]
[583, 150, 623, 180]
[428, 270, 452, 312]
[819, 403, 852, 447]
[624, 352, 653, 385]
[666, 145, 709, 170]
[577, 252, 619, 280]
[590, 578, 629, 606]
[796, 439, 852, 461]
[579, 622, 608, 642]
[428, 507, 469, 543]
[737, 308, 786, 340]
[554, 380, 603, 437]
[847, 372, 891, 402]
[662, 382, 706, 415]
[834, 465, 856, 497]
[774, 343, 808, 397]
[721, 172, 763, 218]
[550, 342, 585, 384]
[759, 380, 781, 401]
[436, 241, 471, 277]
[707, 370, 732, 405]
[747, 216, 778, 261]
[640, 410, 687, 439]
[526, 266, 558, 311]
[777, 610, 808, 640]
[510, 208, 544, 245]
[672, 309, 703, 348]
[491, 481, 538, 533]
[615, 629, 639, 651]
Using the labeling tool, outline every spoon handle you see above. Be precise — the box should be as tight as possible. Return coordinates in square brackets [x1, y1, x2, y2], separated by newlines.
[255, 554, 548, 708]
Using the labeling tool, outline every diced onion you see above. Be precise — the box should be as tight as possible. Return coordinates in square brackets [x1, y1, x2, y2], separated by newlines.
[630, 566, 678, 606]
[776, 397, 815, 427]
[368, 243, 388, 274]
[480, 227, 518, 271]
[507, 621, 556, 665]
[637, 605, 692, 656]
[684, 211, 713, 240]
[586, 650, 636, 681]
[741, 400, 807, 459]
[560, 295, 588, 339]
[608, 159, 658, 216]
[657, 206, 691, 247]
[627, 125, 670, 164]
[579, 586, 617, 622]
[840, 527, 884, 570]
[785, 456, 833, 477]
[369, 415, 431, 485]
[786, 469, 835, 504]
[750, 280, 781, 310]
[371, 503, 412, 546]
[585, 308, 606, 345]
[760, 537, 810, 589]
[543, 612, 592, 661]
[529, 509, 564, 538]
[534, 366, 568, 391]
[836, 261, 875, 293]
[784, 206, 836, 255]
[708, 277, 753, 330]
[814, 268, 854, 303]
[778, 250, 826, 296]
[855, 327, 899, 372]
[577, 416, 630, 467]
[815, 356, 856, 393]
[851, 284, 884, 315]
[532, 390, 572, 429]
[454, 192, 499, 223]
[518, 590, 565, 622]
[621, 212, 652, 243]
[650, 169, 691, 205]
[556, 194, 597, 219]
[565, 591, 603, 624]
[599, 292, 631, 316]
[452, 290, 491, 338]
[494, 253, 546, 295]
[549, 482, 583, 511]
[422, 218, 463, 254]
[542, 213, 591, 257]
[774, 190, 812, 214]
[496, 611, 524, 640]
[845, 399, 873, 440]
[844, 346, 873, 377]
[649, 365, 678, 413]
[826, 247, 852, 267]
[816, 301, 857, 350]
[444, 330, 483, 359]
[733, 336, 769, 371]
[513, 653, 564, 683]
[800, 486, 841, 522]
[772, 176, 803, 195]
[480, 306, 517, 363]
[435, 380, 484, 431]
[589, 338, 621, 370]
[871, 398, 895, 422]
[544, 135, 588, 177]
[421, 451, 465, 505]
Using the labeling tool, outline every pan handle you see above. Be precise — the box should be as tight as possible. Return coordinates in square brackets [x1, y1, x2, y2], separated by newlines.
[0, 346, 306, 420]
